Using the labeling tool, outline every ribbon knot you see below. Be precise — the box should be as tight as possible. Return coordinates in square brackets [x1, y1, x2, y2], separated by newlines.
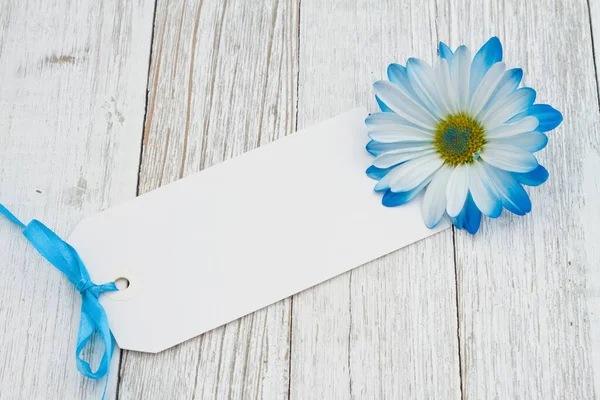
[0, 203, 117, 399]
[76, 278, 95, 295]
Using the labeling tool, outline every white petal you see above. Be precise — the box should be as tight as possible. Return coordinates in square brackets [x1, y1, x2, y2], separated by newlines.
[422, 164, 453, 228]
[366, 112, 435, 139]
[407, 58, 447, 119]
[485, 116, 539, 138]
[480, 161, 532, 215]
[368, 126, 434, 143]
[476, 68, 522, 121]
[387, 63, 425, 105]
[450, 46, 471, 111]
[469, 37, 503, 98]
[373, 147, 436, 168]
[367, 140, 436, 157]
[468, 161, 501, 217]
[479, 143, 538, 173]
[378, 153, 443, 192]
[469, 62, 506, 116]
[480, 88, 536, 130]
[435, 58, 457, 115]
[365, 111, 409, 128]
[373, 81, 439, 130]
[446, 164, 470, 217]
[488, 131, 548, 153]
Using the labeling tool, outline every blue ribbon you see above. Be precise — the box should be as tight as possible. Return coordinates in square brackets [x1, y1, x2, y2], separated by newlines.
[0, 203, 117, 398]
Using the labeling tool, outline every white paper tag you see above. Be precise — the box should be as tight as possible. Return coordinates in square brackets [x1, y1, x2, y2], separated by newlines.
[68, 108, 450, 353]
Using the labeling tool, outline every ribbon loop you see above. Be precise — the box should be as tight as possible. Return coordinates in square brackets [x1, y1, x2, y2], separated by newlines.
[0, 203, 118, 399]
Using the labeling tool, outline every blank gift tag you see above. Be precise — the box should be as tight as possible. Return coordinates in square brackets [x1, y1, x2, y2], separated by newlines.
[68, 108, 450, 353]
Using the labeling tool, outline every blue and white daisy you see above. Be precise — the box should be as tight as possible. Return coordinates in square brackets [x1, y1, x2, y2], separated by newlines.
[366, 37, 563, 234]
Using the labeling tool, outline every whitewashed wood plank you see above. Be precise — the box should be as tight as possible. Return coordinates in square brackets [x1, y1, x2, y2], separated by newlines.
[0, 0, 155, 399]
[435, 0, 600, 397]
[290, 1, 461, 399]
[117, 0, 298, 398]
[585, 0, 600, 394]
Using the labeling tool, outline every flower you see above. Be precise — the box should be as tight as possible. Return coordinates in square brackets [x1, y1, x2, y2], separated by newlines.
[366, 37, 563, 234]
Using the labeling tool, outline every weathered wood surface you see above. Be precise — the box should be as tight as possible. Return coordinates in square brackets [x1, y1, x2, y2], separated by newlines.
[585, 1, 600, 394]
[1, 0, 600, 399]
[0, 0, 155, 399]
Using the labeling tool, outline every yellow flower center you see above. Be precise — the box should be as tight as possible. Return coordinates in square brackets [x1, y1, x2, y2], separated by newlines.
[434, 113, 486, 166]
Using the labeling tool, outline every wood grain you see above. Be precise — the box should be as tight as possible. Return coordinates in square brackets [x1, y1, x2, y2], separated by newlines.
[0, 0, 155, 399]
[289, 0, 461, 399]
[117, 0, 299, 398]
[586, 0, 600, 393]
[435, 0, 600, 398]
[2, 0, 600, 399]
